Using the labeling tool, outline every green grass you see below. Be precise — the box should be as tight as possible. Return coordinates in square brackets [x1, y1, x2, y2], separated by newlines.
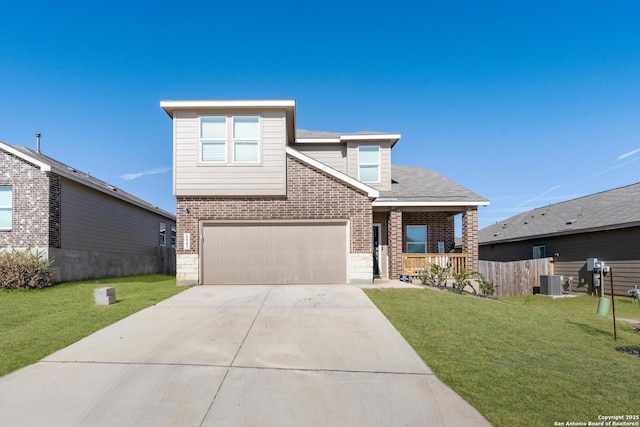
[0, 275, 185, 377]
[366, 288, 640, 427]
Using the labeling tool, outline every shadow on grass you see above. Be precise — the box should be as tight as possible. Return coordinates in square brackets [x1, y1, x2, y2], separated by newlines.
[566, 320, 613, 338]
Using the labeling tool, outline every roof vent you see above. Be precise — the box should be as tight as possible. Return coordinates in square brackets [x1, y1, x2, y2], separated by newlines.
[35, 133, 41, 154]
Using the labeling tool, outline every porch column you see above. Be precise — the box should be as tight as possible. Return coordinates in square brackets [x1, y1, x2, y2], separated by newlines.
[388, 207, 403, 279]
[462, 206, 479, 272]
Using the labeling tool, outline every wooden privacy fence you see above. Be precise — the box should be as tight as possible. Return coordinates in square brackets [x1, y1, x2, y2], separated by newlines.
[402, 253, 468, 278]
[478, 258, 554, 296]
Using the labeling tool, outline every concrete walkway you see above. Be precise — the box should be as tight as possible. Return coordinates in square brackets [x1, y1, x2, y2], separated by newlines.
[0, 285, 490, 426]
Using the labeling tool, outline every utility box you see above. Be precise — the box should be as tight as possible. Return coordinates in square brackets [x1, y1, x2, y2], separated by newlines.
[540, 275, 564, 296]
[94, 287, 116, 305]
[587, 258, 598, 272]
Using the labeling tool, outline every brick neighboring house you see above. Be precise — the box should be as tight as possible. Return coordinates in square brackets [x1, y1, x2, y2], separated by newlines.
[161, 99, 489, 285]
[0, 141, 176, 283]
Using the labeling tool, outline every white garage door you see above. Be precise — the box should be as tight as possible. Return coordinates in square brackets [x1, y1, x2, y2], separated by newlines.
[201, 221, 347, 285]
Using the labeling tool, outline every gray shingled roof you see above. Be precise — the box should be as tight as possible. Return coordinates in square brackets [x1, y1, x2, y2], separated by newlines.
[296, 129, 395, 139]
[378, 164, 489, 204]
[479, 182, 640, 244]
[4, 144, 175, 220]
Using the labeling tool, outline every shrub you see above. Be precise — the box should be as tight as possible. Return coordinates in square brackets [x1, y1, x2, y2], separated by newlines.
[452, 268, 477, 295]
[476, 272, 497, 297]
[420, 263, 451, 287]
[0, 247, 55, 289]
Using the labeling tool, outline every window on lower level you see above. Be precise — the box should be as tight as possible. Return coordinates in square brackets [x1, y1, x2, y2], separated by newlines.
[406, 225, 427, 253]
[170, 226, 176, 248]
[0, 186, 12, 230]
[160, 222, 166, 246]
[533, 245, 546, 259]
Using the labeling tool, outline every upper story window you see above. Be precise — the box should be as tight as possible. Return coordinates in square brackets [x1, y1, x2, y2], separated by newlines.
[0, 186, 12, 230]
[358, 146, 380, 183]
[233, 116, 260, 163]
[200, 116, 260, 164]
[201, 117, 227, 162]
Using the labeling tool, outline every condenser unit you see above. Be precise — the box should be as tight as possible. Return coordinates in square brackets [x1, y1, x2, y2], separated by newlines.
[540, 275, 564, 296]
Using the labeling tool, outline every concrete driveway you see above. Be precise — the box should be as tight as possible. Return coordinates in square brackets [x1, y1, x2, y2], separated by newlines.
[0, 285, 490, 426]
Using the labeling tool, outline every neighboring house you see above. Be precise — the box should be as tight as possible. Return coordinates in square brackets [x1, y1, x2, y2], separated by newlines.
[478, 183, 640, 296]
[0, 141, 176, 283]
[160, 99, 489, 285]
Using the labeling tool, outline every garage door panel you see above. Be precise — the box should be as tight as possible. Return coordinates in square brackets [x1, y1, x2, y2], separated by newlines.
[202, 222, 347, 285]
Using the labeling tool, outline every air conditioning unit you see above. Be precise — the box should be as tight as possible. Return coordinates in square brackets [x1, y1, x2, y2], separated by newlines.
[540, 275, 564, 296]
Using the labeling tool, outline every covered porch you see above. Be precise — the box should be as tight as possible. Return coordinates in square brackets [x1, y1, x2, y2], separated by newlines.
[372, 206, 480, 281]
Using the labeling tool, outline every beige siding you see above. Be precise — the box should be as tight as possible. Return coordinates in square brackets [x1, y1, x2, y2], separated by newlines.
[290, 143, 347, 173]
[346, 142, 391, 191]
[173, 109, 287, 196]
[60, 178, 174, 255]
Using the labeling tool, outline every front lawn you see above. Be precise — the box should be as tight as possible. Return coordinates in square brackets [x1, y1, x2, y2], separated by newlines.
[0, 275, 185, 377]
[366, 288, 640, 427]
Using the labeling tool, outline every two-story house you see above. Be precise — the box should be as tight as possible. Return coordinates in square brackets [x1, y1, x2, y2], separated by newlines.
[161, 100, 488, 285]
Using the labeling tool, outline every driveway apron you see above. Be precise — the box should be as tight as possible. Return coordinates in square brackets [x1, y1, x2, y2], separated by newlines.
[0, 285, 491, 426]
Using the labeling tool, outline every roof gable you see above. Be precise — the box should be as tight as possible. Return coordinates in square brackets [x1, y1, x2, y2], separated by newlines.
[285, 146, 379, 198]
[479, 182, 640, 244]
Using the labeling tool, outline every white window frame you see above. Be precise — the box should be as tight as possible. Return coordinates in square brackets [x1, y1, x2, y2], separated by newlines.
[358, 145, 380, 183]
[232, 116, 261, 164]
[0, 186, 12, 230]
[199, 115, 261, 164]
[200, 116, 228, 163]
[406, 225, 427, 254]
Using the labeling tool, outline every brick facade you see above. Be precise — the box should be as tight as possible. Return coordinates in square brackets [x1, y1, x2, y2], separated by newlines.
[176, 154, 372, 257]
[387, 210, 456, 279]
[0, 150, 50, 248]
[462, 206, 479, 272]
[387, 208, 403, 279]
[402, 211, 455, 253]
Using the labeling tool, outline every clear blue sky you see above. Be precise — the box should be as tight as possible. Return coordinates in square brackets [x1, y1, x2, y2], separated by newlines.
[2, 1, 639, 231]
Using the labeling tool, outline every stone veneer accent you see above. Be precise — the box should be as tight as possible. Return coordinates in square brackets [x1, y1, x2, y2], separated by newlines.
[0, 150, 51, 248]
[176, 154, 373, 284]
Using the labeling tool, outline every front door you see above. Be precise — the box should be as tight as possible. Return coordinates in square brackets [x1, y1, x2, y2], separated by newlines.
[372, 224, 381, 277]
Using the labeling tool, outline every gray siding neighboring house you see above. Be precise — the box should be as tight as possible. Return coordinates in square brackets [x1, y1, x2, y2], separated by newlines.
[161, 99, 489, 286]
[0, 141, 176, 283]
[479, 183, 640, 297]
